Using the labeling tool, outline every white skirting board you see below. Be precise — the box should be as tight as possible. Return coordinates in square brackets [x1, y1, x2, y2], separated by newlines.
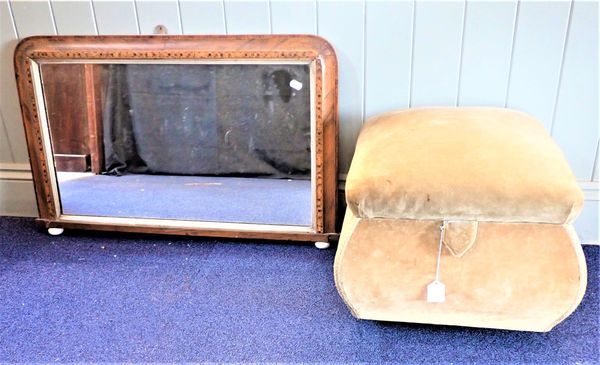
[0, 165, 598, 244]
[574, 182, 599, 245]
[0, 179, 37, 217]
[0, 163, 37, 217]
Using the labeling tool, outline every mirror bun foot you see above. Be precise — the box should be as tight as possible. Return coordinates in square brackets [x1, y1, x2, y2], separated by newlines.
[315, 241, 330, 250]
[48, 227, 64, 236]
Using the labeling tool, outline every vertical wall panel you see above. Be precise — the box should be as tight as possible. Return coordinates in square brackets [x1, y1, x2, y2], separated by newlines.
[136, 0, 181, 35]
[410, 0, 465, 107]
[458, 0, 516, 106]
[318, 0, 364, 173]
[364, 0, 413, 118]
[93, 0, 139, 35]
[10, 0, 56, 37]
[51, 0, 97, 35]
[1, 0, 45, 163]
[552, 0, 599, 180]
[0, 0, 16, 163]
[593, 142, 599, 182]
[271, 0, 316, 34]
[223, 0, 270, 34]
[0, 112, 13, 163]
[179, 0, 226, 34]
[506, 0, 571, 130]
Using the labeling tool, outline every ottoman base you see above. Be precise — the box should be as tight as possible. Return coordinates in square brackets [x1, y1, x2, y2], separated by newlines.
[334, 210, 587, 332]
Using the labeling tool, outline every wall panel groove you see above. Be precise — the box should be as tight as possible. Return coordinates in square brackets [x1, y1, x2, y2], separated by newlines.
[592, 141, 599, 182]
[503, 0, 519, 107]
[267, 0, 273, 34]
[222, 0, 228, 34]
[455, 0, 467, 107]
[408, 0, 416, 107]
[176, 0, 183, 34]
[133, 0, 141, 34]
[361, 0, 366, 123]
[6, 0, 18, 38]
[90, 0, 99, 35]
[47, 0, 59, 35]
[550, 0, 574, 135]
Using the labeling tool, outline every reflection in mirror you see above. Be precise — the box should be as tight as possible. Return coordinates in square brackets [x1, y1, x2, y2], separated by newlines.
[40, 63, 312, 226]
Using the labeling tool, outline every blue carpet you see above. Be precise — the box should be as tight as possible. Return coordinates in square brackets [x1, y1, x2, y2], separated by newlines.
[59, 175, 312, 226]
[0, 216, 598, 363]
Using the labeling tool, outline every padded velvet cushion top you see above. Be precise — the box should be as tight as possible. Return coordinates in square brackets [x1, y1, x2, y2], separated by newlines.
[345, 107, 583, 224]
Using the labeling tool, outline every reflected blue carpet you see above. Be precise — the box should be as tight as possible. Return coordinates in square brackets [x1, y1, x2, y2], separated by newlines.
[0, 217, 598, 363]
[59, 174, 312, 226]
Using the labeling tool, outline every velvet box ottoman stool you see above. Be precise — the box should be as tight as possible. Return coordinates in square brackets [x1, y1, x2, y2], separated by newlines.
[334, 107, 586, 332]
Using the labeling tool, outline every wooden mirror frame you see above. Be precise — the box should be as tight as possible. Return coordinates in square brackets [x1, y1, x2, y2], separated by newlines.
[14, 35, 338, 243]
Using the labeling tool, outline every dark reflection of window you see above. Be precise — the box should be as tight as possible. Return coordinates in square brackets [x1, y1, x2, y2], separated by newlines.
[102, 64, 312, 178]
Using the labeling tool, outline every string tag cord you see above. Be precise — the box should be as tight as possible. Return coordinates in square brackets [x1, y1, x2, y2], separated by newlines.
[427, 221, 446, 303]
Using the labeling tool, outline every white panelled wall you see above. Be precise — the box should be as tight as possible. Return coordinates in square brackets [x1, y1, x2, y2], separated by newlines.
[0, 0, 598, 242]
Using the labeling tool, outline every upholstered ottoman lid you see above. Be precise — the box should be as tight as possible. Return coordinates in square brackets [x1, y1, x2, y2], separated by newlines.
[345, 108, 583, 224]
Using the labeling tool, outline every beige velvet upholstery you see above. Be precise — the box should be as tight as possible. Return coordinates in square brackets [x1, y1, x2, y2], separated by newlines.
[346, 108, 583, 224]
[335, 107, 587, 332]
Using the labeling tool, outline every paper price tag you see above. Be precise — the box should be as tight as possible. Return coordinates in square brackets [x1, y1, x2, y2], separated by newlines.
[427, 280, 446, 303]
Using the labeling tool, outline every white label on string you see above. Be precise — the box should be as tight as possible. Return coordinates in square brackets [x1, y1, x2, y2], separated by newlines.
[289, 79, 303, 91]
[427, 280, 446, 303]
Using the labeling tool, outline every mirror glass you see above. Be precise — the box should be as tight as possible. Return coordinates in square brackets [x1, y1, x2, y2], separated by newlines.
[39, 62, 313, 227]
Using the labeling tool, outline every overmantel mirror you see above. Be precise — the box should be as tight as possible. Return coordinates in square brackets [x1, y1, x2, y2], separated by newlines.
[14, 35, 338, 245]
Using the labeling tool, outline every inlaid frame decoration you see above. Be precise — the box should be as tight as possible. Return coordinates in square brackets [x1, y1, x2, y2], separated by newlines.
[14, 35, 338, 243]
